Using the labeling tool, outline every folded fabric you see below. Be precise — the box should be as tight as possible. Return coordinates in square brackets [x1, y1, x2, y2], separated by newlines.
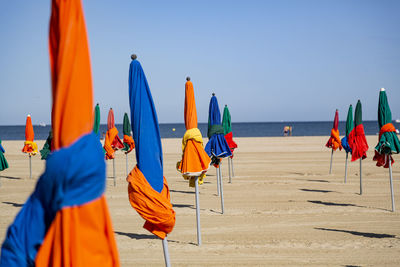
[122, 135, 135, 154]
[341, 136, 352, 154]
[326, 128, 342, 151]
[348, 124, 368, 161]
[373, 123, 399, 168]
[22, 141, 38, 156]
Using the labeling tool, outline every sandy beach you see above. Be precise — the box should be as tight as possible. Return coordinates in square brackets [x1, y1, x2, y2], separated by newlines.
[1, 136, 399, 266]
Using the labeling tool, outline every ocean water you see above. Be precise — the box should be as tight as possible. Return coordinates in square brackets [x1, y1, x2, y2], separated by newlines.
[0, 121, 397, 140]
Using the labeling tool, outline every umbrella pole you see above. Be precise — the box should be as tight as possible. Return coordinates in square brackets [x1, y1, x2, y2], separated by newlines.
[126, 153, 128, 177]
[389, 156, 395, 212]
[219, 166, 225, 214]
[228, 157, 232, 183]
[359, 159, 362, 195]
[231, 157, 235, 177]
[113, 158, 116, 186]
[216, 166, 220, 196]
[29, 154, 32, 179]
[162, 237, 171, 267]
[194, 176, 202, 245]
[344, 152, 348, 183]
[329, 149, 334, 174]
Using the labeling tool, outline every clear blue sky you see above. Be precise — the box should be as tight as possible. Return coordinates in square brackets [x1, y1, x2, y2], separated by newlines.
[1, 0, 399, 125]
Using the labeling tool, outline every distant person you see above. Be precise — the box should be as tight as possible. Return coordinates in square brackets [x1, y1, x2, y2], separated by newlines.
[101, 131, 106, 140]
[283, 126, 292, 136]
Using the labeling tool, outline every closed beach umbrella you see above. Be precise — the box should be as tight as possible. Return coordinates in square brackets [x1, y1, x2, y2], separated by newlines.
[222, 105, 237, 183]
[0, 0, 119, 265]
[122, 112, 135, 175]
[373, 88, 400, 211]
[348, 100, 369, 194]
[341, 105, 353, 182]
[0, 139, 9, 172]
[39, 130, 52, 160]
[205, 93, 232, 214]
[177, 77, 211, 245]
[325, 109, 342, 174]
[22, 114, 38, 179]
[93, 103, 100, 135]
[127, 54, 175, 266]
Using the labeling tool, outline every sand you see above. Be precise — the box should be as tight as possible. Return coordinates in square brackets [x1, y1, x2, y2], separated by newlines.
[1, 136, 400, 266]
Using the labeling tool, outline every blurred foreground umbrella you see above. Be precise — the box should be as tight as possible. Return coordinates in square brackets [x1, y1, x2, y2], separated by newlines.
[205, 93, 232, 214]
[22, 114, 38, 179]
[127, 55, 175, 266]
[341, 105, 353, 183]
[222, 105, 237, 183]
[348, 100, 369, 195]
[104, 107, 124, 185]
[40, 131, 52, 160]
[122, 112, 135, 176]
[325, 109, 342, 174]
[373, 88, 400, 211]
[0, 139, 9, 172]
[177, 77, 211, 245]
[0, 0, 119, 265]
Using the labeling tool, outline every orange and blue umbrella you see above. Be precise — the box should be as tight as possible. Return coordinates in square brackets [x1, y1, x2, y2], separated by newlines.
[0, 0, 119, 265]
[126, 54, 175, 240]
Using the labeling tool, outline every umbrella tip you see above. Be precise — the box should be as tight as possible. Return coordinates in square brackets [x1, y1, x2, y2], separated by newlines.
[131, 54, 137, 60]
[212, 93, 215, 96]
[380, 87, 385, 91]
[27, 114, 31, 117]
[186, 76, 190, 81]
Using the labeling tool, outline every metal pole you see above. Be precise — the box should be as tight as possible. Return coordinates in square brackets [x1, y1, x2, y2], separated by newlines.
[126, 153, 129, 176]
[389, 156, 395, 212]
[162, 238, 171, 267]
[359, 158, 362, 195]
[329, 149, 334, 174]
[344, 152, 348, 183]
[216, 166, 220, 196]
[28, 154, 32, 179]
[219, 166, 225, 214]
[194, 176, 201, 245]
[231, 157, 235, 177]
[113, 158, 116, 186]
[228, 157, 232, 183]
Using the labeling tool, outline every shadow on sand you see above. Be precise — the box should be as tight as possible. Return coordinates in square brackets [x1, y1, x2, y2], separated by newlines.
[315, 227, 396, 239]
[173, 203, 194, 209]
[0, 175, 22, 180]
[115, 231, 158, 240]
[2, 201, 24, 207]
[300, 189, 337, 193]
[170, 189, 194, 195]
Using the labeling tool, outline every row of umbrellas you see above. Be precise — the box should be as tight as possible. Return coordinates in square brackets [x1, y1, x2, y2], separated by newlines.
[326, 89, 400, 211]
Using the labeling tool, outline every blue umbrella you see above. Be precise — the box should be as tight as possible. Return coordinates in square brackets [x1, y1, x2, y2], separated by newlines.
[127, 54, 175, 267]
[205, 93, 232, 214]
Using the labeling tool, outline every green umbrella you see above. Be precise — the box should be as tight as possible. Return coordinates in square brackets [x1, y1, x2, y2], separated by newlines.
[222, 105, 237, 183]
[341, 105, 353, 183]
[373, 88, 400, 211]
[222, 105, 232, 135]
[40, 130, 52, 160]
[345, 105, 354, 137]
[122, 112, 134, 175]
[93, 103, 100, 135]
[0, 139, 9, 172]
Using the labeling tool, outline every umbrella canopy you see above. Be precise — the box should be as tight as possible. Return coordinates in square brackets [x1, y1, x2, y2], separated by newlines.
[205, 94, 232, 160]
[22, 115, 38, 156]
[104, 108, 124, 159]
[0, 0, 119, 265]
[348, 100, 369, 161]
[177, 79, 211, 186]
[325, 109, 342, 151]
[126, 55, 175, 239]
[0, 139, 9, 171]
[373, 88, 400, 168]
[222, 105, 237, 152]
[341, 105, 353, 153]
[93, 103, 100, 135]
[40, 130, 53, 160]
[122, 112, 135, 153]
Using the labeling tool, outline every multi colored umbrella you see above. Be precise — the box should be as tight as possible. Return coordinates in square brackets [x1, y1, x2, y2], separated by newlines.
[222, 105, 237, 183]
[373, 88, 400, 211]
[205, 93, 232, 214]
[325, 109, 342, 174]
[22, 114, 38, 179]
[341, 105, 353, 183]
[40, 130, 52, 160]
[0, 139, 9, 172]
[127, 54, 175, 266]
[122, 112, 135, 175]
[0, 0, 119, 265]
[177, 77, 211, 245]
[93, 103, 100, 135]
[104, 107, 124, 185]
[348, 100, 369, 194]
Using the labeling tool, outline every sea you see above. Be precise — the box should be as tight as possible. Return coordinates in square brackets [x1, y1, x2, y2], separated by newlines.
[1, 121, 399, 140]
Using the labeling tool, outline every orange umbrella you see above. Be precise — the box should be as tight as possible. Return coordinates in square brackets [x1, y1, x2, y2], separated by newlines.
[177, 77, 211, 186]
[326, 109, 342, 174]
[104, 108, 124, 160]
[0, 0, 119, 265]
[22, 114, 38, 179]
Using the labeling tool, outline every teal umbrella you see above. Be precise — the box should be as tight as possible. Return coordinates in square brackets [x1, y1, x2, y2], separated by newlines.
[373, 88, 400, 211]
[122, 112, 135, 176]
[341, 105, 353, 183]
[0, 139, 9, 172]
[93, 103, 100, 135]
[40, 131, 52, 160]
